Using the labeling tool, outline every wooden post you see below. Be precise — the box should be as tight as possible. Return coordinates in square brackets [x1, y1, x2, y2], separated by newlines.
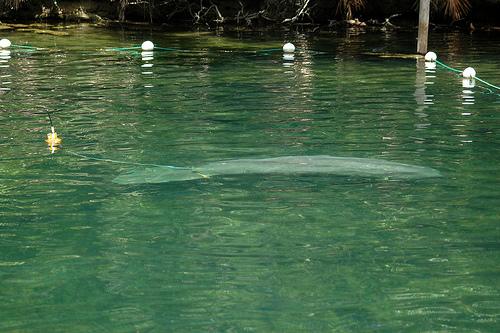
[417, 0, 430, 54]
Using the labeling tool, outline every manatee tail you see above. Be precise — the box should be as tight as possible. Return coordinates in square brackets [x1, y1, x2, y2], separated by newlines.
[113, 166, 209, 184]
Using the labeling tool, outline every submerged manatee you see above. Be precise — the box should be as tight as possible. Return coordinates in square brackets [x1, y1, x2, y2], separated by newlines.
[113, 155, 441, 185]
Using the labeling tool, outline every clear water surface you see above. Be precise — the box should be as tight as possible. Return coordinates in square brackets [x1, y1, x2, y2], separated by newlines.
[0, 26, 499, 332]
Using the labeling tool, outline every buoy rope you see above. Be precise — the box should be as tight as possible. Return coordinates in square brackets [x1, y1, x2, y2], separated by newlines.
[46, 111, 54, 128]
[106, 46, 142, 51]
[435, 59, 462, 73]
[106, 46, 323, 55]
[65, 150, 190, 170]
[108, 46, 277, 53]
[154, 46, 179, 51]
[11, 44, 38, 50]
[435, 59, 500, 91]
[42, 108, 187, 169]
[257, 48, 283, 53]
[255, 47, 326, 55]
[18, 43, 328, 57]
[474, 77, 500, 91]
[107, 46, 179, 52]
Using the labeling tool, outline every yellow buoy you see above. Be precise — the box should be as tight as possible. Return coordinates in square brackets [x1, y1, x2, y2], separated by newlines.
[46, 126, 62, 153]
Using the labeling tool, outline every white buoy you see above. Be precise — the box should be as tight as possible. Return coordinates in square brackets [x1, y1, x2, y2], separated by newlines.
[0, 38, 11, 49]
[424, 51, 437, 62]
[462, 67, 476, 79]
[283, 43, 295, 53]
[141, 40, 154, 51]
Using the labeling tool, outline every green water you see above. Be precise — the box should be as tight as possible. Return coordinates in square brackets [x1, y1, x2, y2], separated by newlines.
[1, 26, 499, 332]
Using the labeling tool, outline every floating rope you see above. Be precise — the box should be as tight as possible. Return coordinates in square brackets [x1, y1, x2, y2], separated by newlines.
[11, 44, 39, 50]
[41, 110, 184, 167]
[40, 107, 187, 168]
[474, 77, 500, 91]
[435, 59, 462, 74]
[106, 46, 142, 51]
[435, 59, 500, 91]
[65, 150, 189, 170]
[154, 46, 179, 51]
[45, 110, 54, 128]
[257, 48, 283, 53]
[106, 45, 179, 52]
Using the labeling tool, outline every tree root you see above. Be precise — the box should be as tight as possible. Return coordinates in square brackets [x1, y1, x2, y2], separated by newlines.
[282, 0, 312, 24]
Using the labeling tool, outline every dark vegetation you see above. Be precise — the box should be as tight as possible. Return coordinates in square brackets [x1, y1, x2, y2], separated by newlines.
[0, 0, 499, 29]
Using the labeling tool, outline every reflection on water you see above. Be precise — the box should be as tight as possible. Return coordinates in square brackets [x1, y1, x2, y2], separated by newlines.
[0, 28, 499, 332]
[0, 50, 11, 94]
[462, 78, 475, 105]
[282, 52, 294, 65]
[141, 51, 154, 88]
[0, 49, 10, 63]
[414, 59, 434, 131]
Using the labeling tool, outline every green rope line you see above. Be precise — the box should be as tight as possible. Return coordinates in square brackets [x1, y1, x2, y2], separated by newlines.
[106, 46, 142, 51]
[254, 48, 327, 56]
[107, 46, 329, 56]
[256, 48, 283, 53]
[435, 58, 500, 92]
[255, 47, 317, 53]
[435, 59, 462, 73]
[154, 46, 179, 51]
[43, 108, 189, 170]
[107, 46, 179, 52]
[475, 77, 500, 91]
[11, 44, 39, 50]
[476, 85, 494, 95]
[66, 150, 190, 170]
